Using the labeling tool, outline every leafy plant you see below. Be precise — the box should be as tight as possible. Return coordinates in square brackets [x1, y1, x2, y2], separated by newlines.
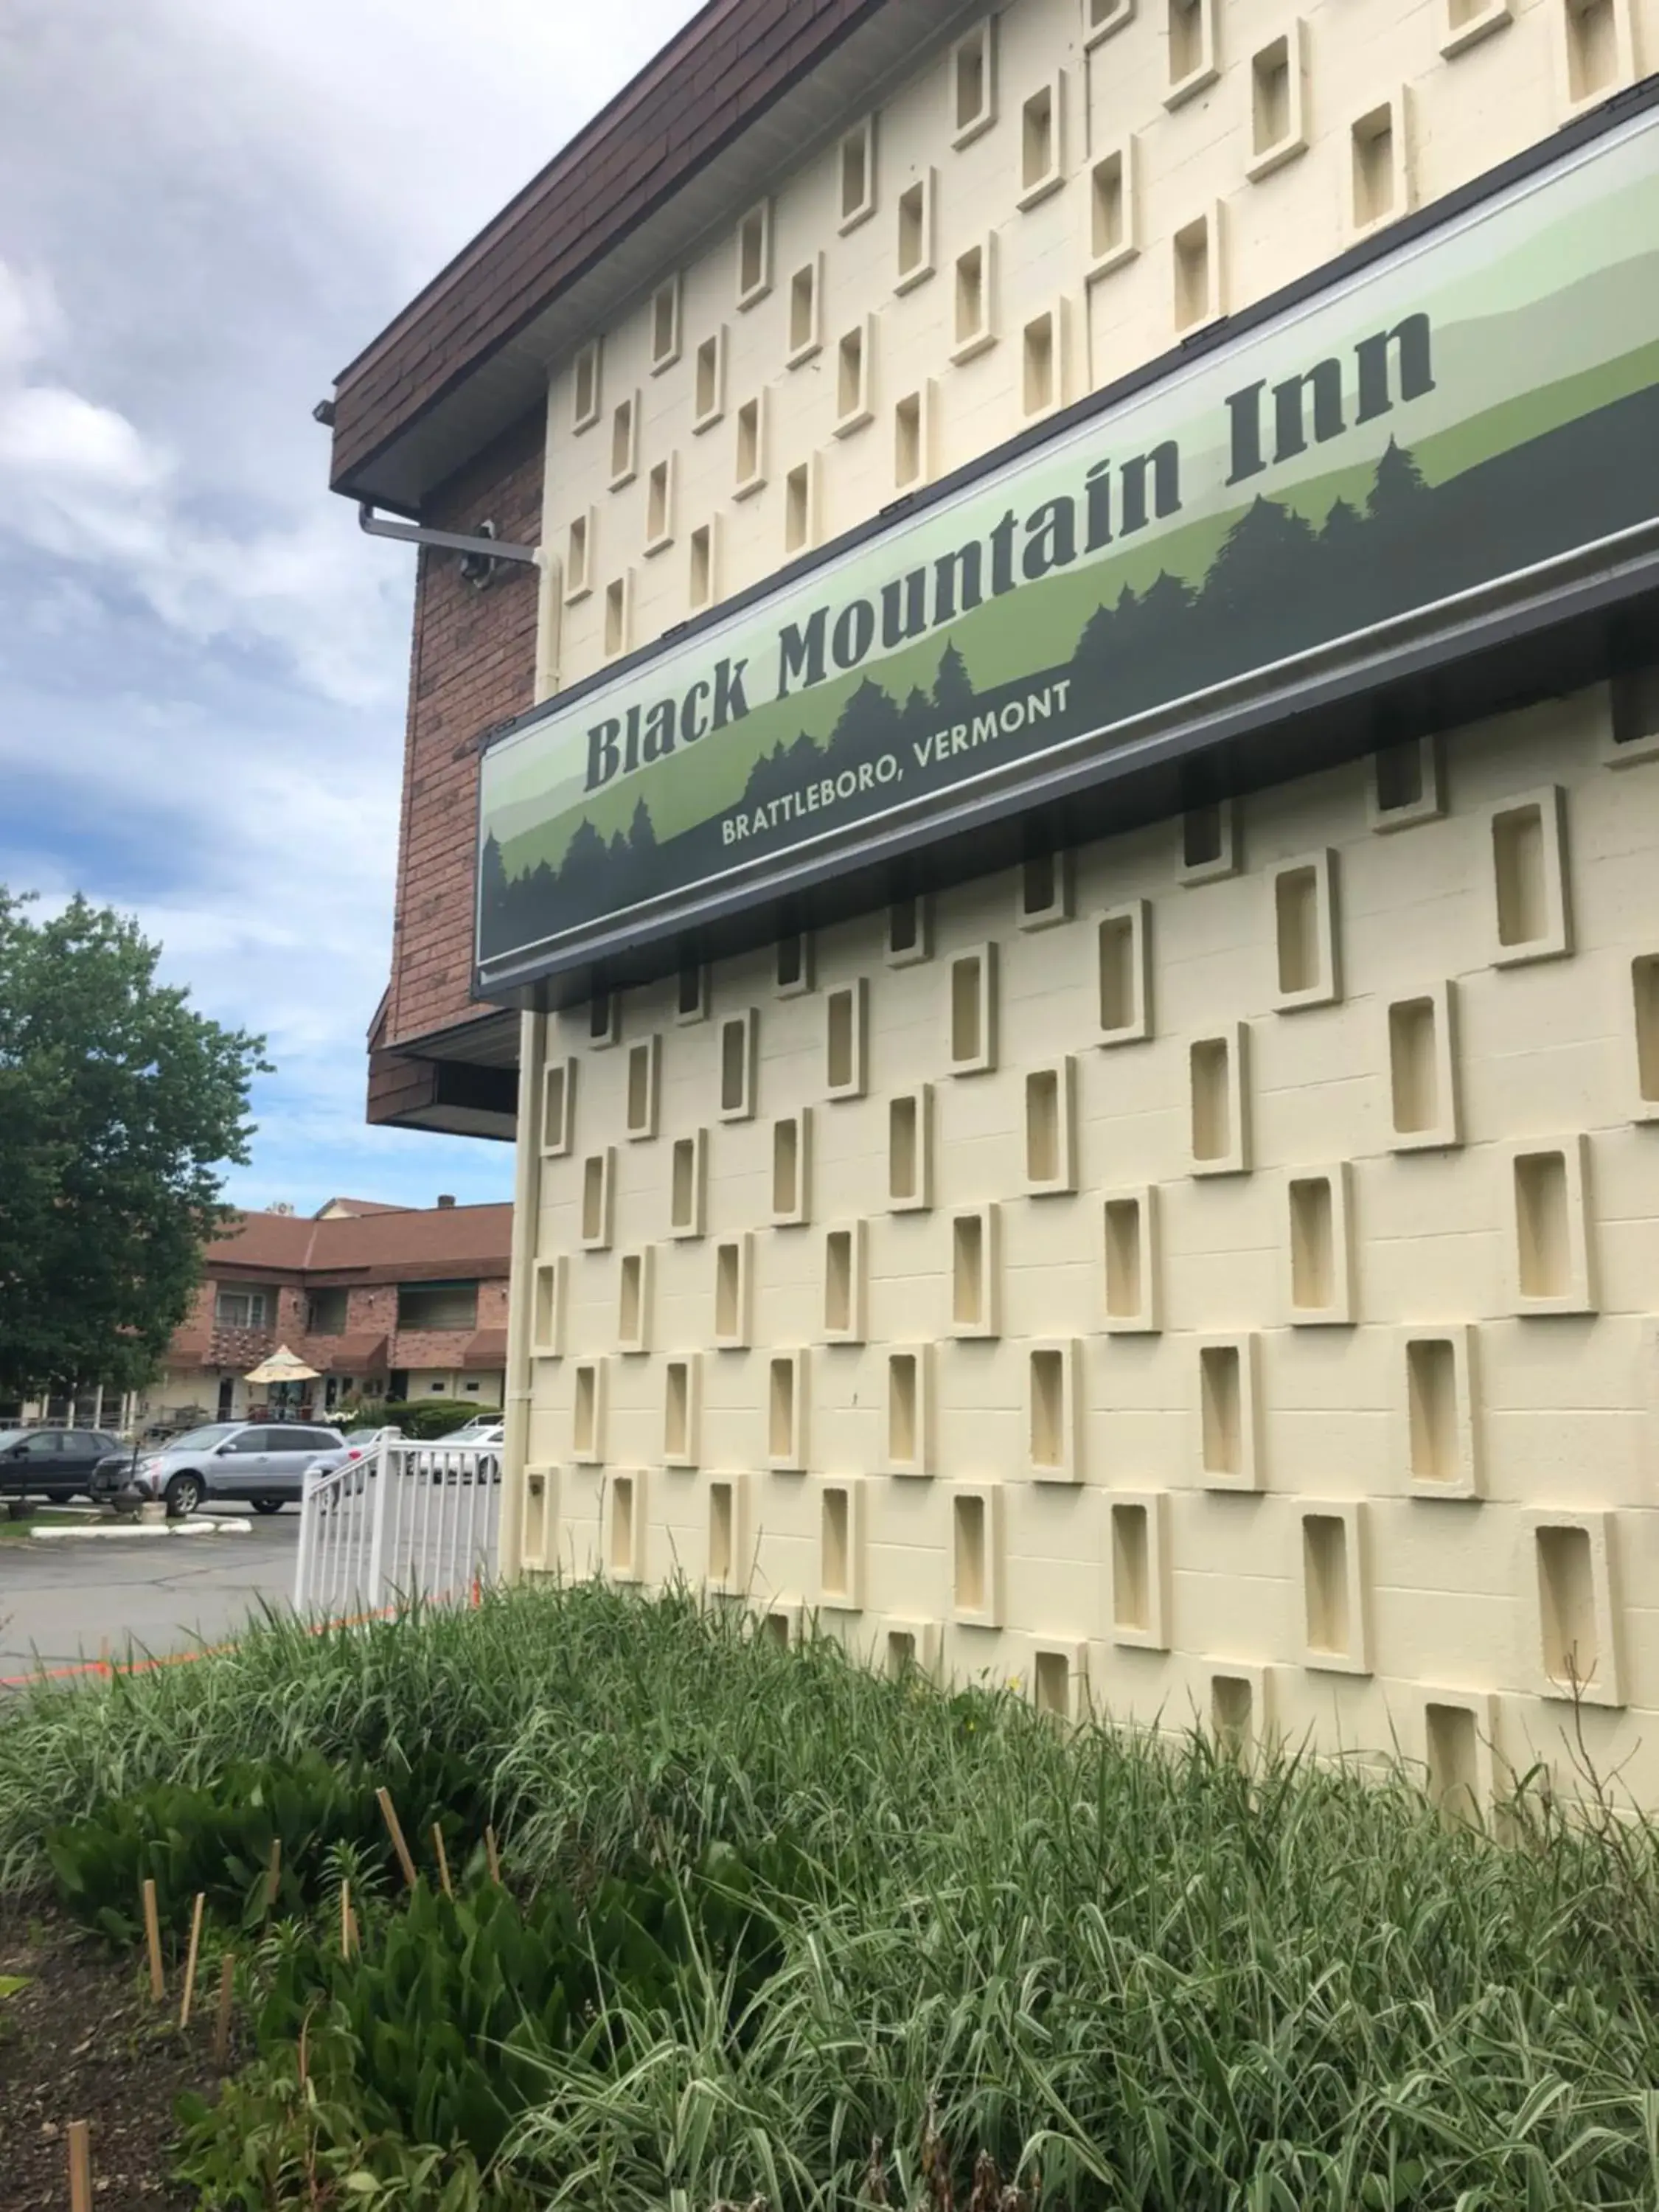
[10, 1584, 1659, 2208]
[174, 2010, 510, 2211]
[46, 1745, 490, 1941]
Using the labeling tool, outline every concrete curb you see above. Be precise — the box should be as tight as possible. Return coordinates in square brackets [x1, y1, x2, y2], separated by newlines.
[29, 1517, 255, 1543]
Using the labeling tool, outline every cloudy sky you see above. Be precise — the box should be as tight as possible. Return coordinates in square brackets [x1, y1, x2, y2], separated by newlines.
[0, 0, 698, 1213]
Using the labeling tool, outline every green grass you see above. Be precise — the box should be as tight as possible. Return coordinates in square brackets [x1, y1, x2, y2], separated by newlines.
[7, 1583, 1659, 2208]
[0, 1506, 84, 1544]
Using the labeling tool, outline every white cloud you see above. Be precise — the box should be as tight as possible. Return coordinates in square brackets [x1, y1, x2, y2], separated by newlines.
[0, 0, 701, 1208]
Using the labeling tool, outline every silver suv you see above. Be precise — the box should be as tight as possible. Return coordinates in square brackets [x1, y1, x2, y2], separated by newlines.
[91, 1421, 345, 1518]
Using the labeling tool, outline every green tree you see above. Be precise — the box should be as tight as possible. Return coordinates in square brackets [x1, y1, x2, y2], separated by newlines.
[931, 639, 975, 719]
[0, 891, 268, 1399]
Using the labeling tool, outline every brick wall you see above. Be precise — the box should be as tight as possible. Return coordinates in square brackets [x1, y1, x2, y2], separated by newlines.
[344, 1284, 398, 1336]
[383, 410, 544, 1051]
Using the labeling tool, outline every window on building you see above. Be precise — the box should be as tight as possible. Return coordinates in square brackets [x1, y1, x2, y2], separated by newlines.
[396, 1281, 479, 1332]
[307, 1289, 349, 1336]
[215, 1286, 268, 1329]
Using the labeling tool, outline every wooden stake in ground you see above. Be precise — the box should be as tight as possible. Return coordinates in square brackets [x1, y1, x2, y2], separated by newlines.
[339, 1879, 352, 1958]
[141, 1878, 164, 2001]
[262, 1837, 282, 1916]
[66, 2121, 92, 2212]
[212, 1955, 236, 2067]
[432, 1823, 453, 1899]
[484, 1824, 501, 1885]
[377, 1785, 419, 1891]
[178, 1893, 205, 2030]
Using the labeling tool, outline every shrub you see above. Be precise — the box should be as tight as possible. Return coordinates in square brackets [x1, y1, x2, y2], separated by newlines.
[9, 1585, 1659, 2209]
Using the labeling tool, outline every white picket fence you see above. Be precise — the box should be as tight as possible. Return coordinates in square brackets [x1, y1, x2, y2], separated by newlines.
[293, 1430, 502, 1619]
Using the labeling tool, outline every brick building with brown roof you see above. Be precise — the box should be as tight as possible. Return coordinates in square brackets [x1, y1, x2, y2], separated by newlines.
[146, 1195, 512, 1427]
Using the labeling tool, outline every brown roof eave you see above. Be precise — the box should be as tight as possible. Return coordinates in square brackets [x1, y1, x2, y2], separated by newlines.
[326, 0, 911, 509]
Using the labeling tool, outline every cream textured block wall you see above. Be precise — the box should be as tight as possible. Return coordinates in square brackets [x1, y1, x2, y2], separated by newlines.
[538, 0, 1653, 678]
[522, 675, 1659, 1806]
[507, 0, 1659, 1806]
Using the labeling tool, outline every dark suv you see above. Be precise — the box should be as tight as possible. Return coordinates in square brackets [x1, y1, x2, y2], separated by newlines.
[0, 1427, 124, 1503]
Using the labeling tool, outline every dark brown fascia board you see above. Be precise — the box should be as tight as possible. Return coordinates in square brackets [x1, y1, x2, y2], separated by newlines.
[327, 0, 964, 513]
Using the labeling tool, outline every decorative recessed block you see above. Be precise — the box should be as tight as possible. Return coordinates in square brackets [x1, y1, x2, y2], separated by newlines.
[883, 1617, 942, 1678]
[1026, 1340, 1082, 1482]
[1298, 1502, 1371, 1674]
[1399, 1325, 1480, 1498]
[1110, 1492, 1170, 1649]
[1524, 1509, 1622, 1705]
[1164, 0, 1218, 106]
[826, 979, 869, 1099]
[713, 1234, 753, 1350]
[947, 945, 998, 1074]
[624, 1034, 660, 1140]
[571, 1359, 607, 1465]
[603, 1470, 646, 1584]
[1023, 1059, 1077, 1194]
[1487, 786, 1571, 966]
[950, 18, 997, 147]
[766, 1349, 808, 1471]
[895, 172, 937, 295]
[1028, 1638, 1090, 1722]
[1017, 849, 1072, 930]
[705, 1472, 752, 1596]
[1245, 22, 1308, 181]
[579, 1149, 616, 1251]
[1203, 1661, 1273, 1764]
[1178, 799, 1239, 883]
[1195, 1335, 1260, 1490]
[1269, 850, 1341, 1011]
[1189, 1024, 1251, 1176]
[1604, 663, 1659, 766]
[616, 1248, 653, 1356]
[1417, 1688, 1501, 1825]
[530, 1256, 567, 1360]
[1631, 955, 1659, 1121]
[1385, 981, 1461, 1151]
[888, 1085, 934, 1211]
[718, 1009, 758, 1121]
[1102, 1187, 1159, 1333]
[776, 931, 815, 998]
[1085, 136, 1140, 282]
[950, 1204, 1001, 1339]
[883, 1345, 933, 1476]
[668, 1130, 708, 1240]
[1506, 1135, 1596, 1316]
[1017, 72, 1067, 210]
[1368, 735, 1445, 829]
[770, 1110, 813, 1227]
[1096, 900, 1151, 1044]
[675, 959, 709, 1025]
[822, 1222, 869, 1344]
[950, 1482, 1004, 1627]
[886, 894, 933, 965]
[663, 1355, 702, 1467]
[816, 1477, 867, 1610]
[520, 1465, 557, 1575]
[1284, 1165, 1355, 1326]
[1437, 0, 1511, 57]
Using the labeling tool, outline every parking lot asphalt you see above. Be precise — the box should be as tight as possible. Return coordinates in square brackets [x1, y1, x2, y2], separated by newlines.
[0, 1509, 299, 1688]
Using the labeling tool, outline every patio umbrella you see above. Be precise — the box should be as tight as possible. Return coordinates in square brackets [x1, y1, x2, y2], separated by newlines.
[243, 1343, 321, 1385]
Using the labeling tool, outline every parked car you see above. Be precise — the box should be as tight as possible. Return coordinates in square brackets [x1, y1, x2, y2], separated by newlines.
[414, 1418, 504, 1484]
[302, 1428, 392, 1500]
[0, 1426, 123, 1504]
[90, 1421, 346, 1518]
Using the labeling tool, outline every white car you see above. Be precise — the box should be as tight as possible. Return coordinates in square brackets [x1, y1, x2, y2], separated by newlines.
[302, 1427, 392, 1500]
[414, 1419, 504, 1484]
